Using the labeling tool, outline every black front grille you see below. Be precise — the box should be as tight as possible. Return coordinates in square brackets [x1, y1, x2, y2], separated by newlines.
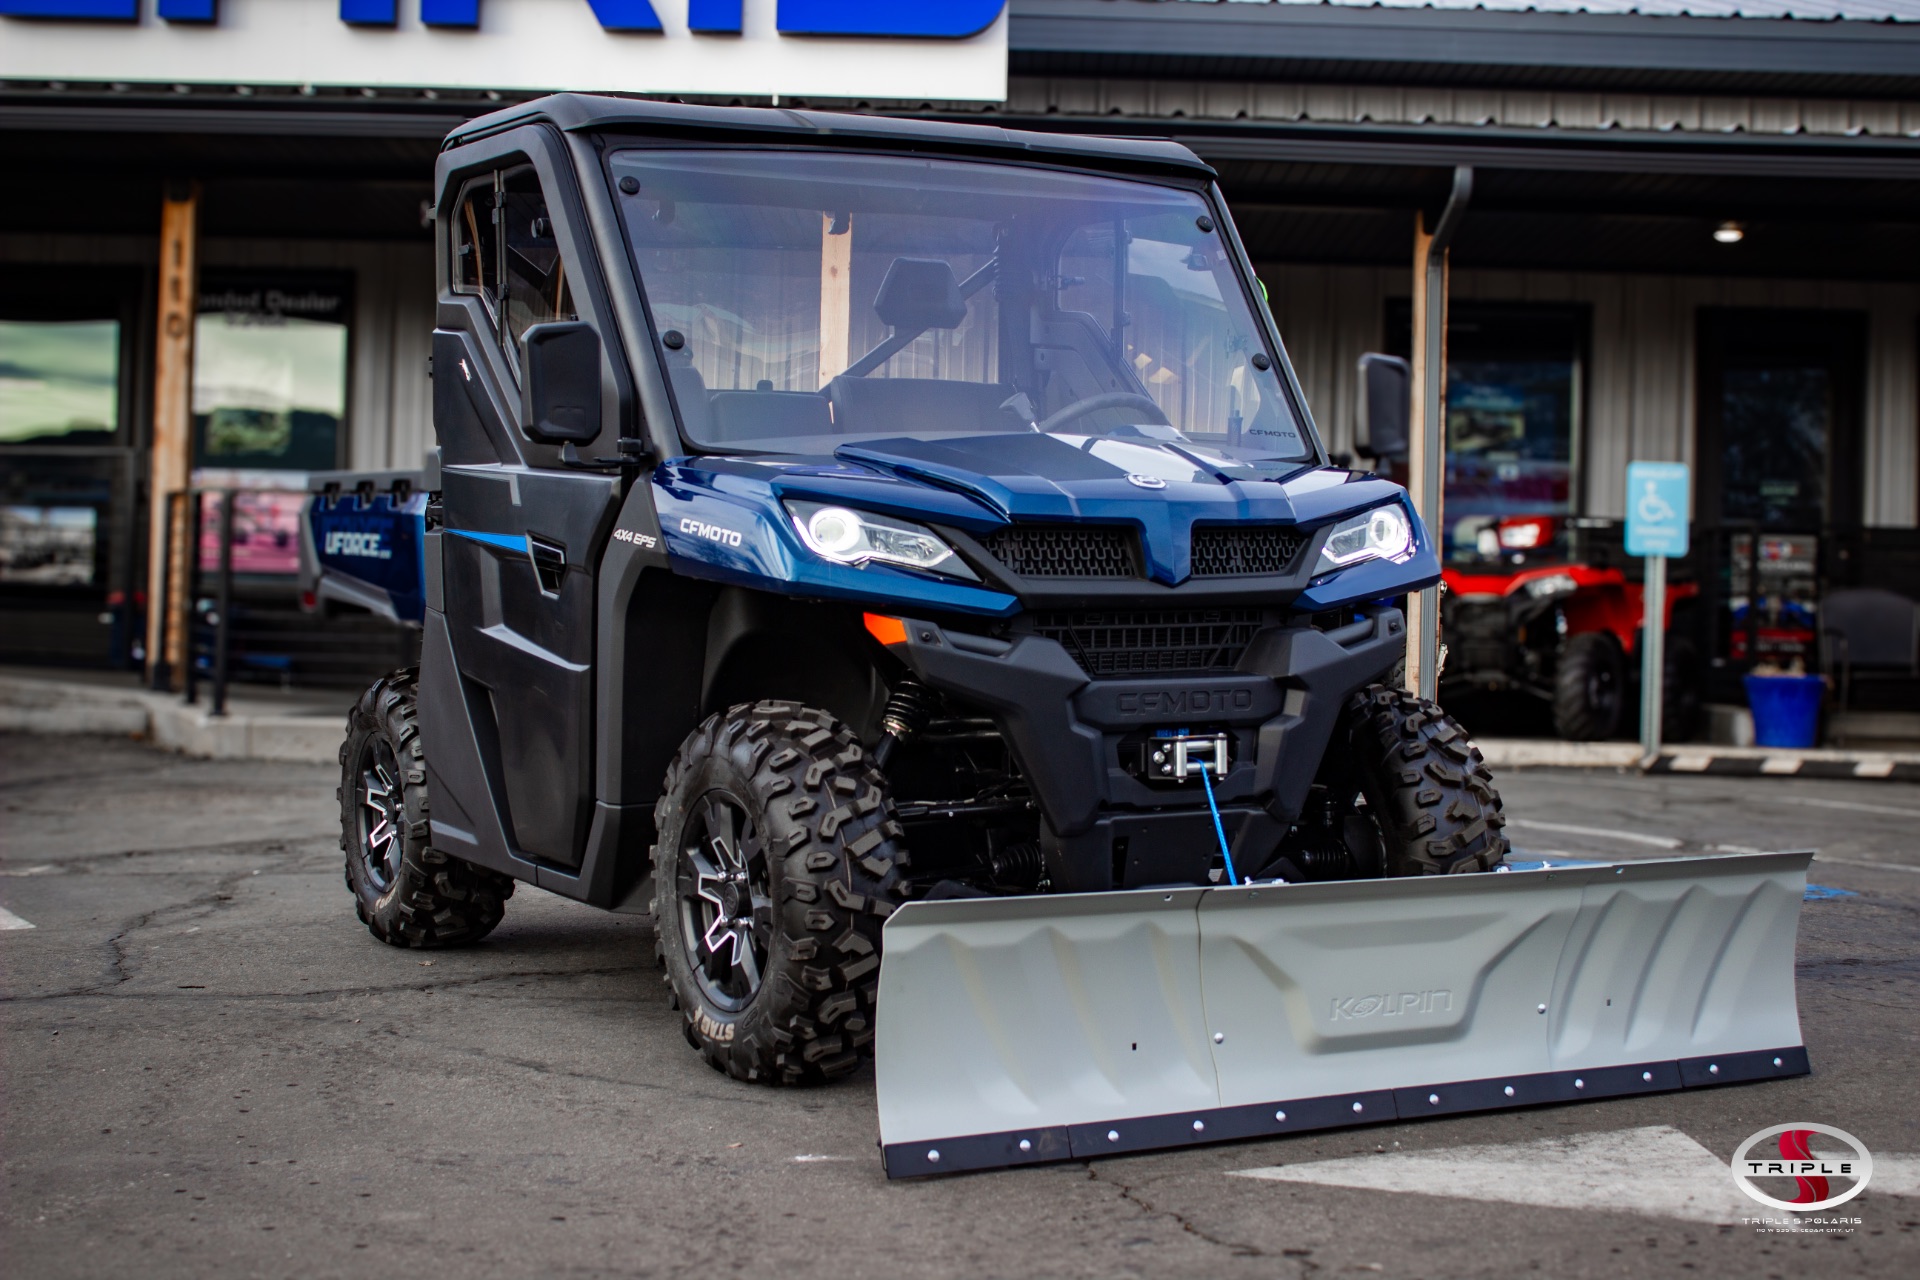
[1190, 526, 1306, 577]
[979, 524, 1137, 578]
[1033, 609, 1265, 677]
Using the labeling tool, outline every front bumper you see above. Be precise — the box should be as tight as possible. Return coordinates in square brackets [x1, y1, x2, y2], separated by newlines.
[891, 607, 1408, 890]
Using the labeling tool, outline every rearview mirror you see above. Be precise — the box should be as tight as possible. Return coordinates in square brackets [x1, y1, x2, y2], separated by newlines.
[1355, 352, 1410, 461]
[520, 321, 603, 445]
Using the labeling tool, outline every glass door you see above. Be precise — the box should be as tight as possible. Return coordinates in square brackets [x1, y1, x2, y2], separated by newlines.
[1694, 308, 1867, 677]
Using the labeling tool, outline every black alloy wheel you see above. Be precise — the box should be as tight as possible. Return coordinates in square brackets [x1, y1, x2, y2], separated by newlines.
[676, 791, 774, 1013]
[338, 669, 513, 948]
[651, 700, 910, 1084]
[356, 735, 405, 893]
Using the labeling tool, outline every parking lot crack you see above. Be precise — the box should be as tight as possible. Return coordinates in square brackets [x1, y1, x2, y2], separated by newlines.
[1087, 1164, 1270, 1261]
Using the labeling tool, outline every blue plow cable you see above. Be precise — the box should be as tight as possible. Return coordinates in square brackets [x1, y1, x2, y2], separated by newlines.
[1198, 765, 1239, 886]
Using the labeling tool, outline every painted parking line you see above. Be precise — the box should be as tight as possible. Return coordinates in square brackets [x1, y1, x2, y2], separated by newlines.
[1506, 818, 1683, 849]
[1815, 855, 1920, 875]
[0, 904, 36, 931]
[1774, 794, 1920, 820]
[1233, 1125, 1748, 1223]
[1232, 1126, 1920, 1223]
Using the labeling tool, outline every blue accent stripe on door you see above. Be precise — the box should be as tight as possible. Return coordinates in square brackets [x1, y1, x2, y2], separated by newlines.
[447, 529, 530, 555]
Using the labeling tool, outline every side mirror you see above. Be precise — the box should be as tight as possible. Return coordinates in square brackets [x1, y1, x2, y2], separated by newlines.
[1355, 352, 1410, 461]
[520, 321, 603, 445]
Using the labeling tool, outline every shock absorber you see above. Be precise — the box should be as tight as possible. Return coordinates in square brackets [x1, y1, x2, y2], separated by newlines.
[872, 679, 935, 769]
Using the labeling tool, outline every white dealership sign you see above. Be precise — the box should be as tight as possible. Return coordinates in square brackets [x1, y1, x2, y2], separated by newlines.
[0, 0, 1009, 101]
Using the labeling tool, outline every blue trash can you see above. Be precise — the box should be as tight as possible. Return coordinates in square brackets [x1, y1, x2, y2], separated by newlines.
[1744, 674, 1824, 749]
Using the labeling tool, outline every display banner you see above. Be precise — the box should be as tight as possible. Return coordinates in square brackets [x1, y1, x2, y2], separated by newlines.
[0, 0, 1009, 100]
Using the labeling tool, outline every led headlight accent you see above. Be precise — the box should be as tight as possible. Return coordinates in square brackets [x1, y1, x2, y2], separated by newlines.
[785, 501, 976, 580]
[1315, 503, 1414, 573]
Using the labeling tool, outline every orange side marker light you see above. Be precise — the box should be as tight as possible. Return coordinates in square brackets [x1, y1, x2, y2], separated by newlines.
[863, 613, 909, 646]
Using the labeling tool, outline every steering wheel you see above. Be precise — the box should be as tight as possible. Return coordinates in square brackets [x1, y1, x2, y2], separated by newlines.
[1033, 392, 1168, 434]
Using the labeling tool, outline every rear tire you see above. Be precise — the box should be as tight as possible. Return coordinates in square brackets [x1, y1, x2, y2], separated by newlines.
[652, 701, 909, 1085]
[1553, 632, 1625, 740]
[340, 669, 513, 948]
[1346, 685, 1509, 876]
[1661, 636, 1703, 743]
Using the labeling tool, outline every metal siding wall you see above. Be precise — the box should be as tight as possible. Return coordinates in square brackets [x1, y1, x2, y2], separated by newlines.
[1008, 78, 1920, 139]
[0, 234, 436, 472]
[1261, 262, 1393, 457]
[197, 239, 436, 473]
[1252, 259, 1920, 526]
[1866, 295, 1919, 527]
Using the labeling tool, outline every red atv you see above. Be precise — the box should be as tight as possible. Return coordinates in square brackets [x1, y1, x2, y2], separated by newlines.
[1440, 514, 1700, 742]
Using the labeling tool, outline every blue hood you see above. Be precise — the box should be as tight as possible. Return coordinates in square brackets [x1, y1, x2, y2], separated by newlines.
[651, 432, 1433, 611]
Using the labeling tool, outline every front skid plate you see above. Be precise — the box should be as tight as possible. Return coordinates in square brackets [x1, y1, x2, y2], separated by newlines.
[882, 1047, 1810, 1177]
[874, 852, 1813, 1178]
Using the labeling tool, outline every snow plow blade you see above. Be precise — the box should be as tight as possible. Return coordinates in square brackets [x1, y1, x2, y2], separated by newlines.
[875, 852, 1811, 1178]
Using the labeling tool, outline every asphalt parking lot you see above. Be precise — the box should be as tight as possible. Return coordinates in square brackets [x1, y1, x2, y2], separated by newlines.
[3, 730, 1917, 1279]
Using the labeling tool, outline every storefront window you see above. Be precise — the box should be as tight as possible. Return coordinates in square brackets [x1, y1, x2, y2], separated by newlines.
[0, 504, 98, 586]
[1391, 303, 1585, 561]
[0, 318, 121, 447]
[192, 275, 351, 472]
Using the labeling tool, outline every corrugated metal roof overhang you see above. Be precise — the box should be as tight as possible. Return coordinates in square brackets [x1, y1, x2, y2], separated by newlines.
[1010, 0, 1920, 95]
[440, 92, 1215, 179]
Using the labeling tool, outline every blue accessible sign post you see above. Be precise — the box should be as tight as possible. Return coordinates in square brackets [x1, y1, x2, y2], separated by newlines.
[1626, 461, 1690, 762]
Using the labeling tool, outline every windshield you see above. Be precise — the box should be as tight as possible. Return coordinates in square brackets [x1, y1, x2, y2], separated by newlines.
[609, 149, 1310, 461]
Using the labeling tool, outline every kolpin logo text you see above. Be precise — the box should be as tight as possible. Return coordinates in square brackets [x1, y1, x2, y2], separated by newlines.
[325, 530, 391, 560]
[1331, 990, 1452, 1021]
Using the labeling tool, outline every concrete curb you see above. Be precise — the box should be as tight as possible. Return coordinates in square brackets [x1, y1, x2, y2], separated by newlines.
[1478, 736, 1920, 781]
[0, 674, 343, 764]
[1475, 739, 1645, 769]
[6, 671, 1918, 778]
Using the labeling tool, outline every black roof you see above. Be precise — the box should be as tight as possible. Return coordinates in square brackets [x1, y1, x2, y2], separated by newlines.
[443, 92, 1215, 178]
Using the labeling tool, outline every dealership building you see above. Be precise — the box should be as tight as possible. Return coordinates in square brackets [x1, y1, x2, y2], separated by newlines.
[3, 0, 1918, 696]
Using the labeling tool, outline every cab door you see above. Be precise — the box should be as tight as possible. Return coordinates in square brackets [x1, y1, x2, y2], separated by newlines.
[424, 157, 621, 874]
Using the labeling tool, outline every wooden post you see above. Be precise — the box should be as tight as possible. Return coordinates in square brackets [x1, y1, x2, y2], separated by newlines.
[1405, 214, 1443, 699]
[818, 211, 852, 387]
[1404, 168, 1472, 701]
[146, 181, 199, 691]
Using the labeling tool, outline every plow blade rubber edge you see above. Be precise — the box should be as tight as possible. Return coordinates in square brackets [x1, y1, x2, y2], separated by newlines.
[875, 852, 1811, 1177]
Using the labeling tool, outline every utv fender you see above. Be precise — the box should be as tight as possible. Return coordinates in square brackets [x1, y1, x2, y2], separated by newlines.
[699, 589, 888, 738]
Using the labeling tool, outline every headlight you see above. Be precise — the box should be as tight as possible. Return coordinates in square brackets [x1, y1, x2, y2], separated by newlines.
[1315, 504, 1414, 573]
[1522, 572, 1578, 599]
[785, 501, 976, 580]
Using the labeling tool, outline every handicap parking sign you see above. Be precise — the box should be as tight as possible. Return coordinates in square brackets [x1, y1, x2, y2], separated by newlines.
[1626, 461, 1690, 558]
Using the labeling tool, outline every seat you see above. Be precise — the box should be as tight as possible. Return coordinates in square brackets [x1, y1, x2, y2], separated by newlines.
[707, 390, 834, 444]
[1819, 586, 1920, 740]
[664, 358, 714, 442]
[826, 376, 1015, 437]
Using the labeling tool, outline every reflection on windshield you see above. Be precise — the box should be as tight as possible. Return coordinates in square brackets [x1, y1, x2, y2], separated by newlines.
[612, 150, 1308, 461]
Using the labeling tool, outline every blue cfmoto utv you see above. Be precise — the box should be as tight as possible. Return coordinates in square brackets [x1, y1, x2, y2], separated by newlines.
[314, 94, 1508, 1087]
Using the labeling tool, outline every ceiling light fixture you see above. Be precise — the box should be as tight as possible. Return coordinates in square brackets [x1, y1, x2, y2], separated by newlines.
[1714, 221, 1746, 244]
